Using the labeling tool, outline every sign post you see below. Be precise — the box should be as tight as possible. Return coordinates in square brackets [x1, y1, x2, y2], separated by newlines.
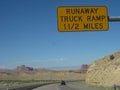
[109, 16, 120, 21]
[57, 6, 109, 32]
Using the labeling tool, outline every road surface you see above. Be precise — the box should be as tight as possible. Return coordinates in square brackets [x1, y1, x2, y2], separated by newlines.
[32, 83, 103, 90]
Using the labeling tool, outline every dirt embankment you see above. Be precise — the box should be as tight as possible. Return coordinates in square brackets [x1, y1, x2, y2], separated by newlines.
[0, 70, 85, 80]
[86, 50, 120, 86]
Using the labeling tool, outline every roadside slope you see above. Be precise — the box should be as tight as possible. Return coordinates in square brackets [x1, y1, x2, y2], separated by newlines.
[86, 50, 120, 86]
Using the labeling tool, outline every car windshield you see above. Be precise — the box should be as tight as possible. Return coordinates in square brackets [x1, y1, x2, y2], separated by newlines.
[0, 0, 120, 90]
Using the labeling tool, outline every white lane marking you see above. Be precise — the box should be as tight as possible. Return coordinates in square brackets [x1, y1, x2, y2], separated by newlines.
[56, 84, 60, 90]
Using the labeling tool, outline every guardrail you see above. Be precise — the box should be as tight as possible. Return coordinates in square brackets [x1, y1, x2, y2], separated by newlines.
[0, 80, 60, 90]
[0, 80, 85, 90]
[113, 85, 120, 90]
[8, 82, 57, 90]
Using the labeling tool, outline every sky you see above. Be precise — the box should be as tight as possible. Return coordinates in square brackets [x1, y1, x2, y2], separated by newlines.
[0, 0, 120, 69]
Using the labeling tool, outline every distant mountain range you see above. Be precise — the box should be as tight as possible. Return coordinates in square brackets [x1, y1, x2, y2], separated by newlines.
[0, 64, 89, 80]
[0, 64, 89, 73]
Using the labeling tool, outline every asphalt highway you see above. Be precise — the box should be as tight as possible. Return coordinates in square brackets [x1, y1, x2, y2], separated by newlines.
[32, 83, 102, 90]
[32, 84, 79, 90]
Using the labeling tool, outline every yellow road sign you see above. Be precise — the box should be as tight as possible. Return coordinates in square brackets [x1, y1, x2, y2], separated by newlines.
[57, 6, 109, 32]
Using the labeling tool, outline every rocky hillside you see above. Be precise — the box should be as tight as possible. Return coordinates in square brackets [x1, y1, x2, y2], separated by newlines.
[86, 50, 120, 86]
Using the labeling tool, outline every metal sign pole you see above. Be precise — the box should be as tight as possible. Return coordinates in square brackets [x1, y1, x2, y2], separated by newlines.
[109, 16, 120, 22]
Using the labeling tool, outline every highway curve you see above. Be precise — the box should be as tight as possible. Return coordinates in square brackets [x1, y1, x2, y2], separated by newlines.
[32, 83, 103, 90]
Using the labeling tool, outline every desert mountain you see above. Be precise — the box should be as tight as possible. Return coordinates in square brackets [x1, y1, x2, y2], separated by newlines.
[0, 65, 88, 80]
[16, 65, 34, 71]
[86, 50, 120, 86]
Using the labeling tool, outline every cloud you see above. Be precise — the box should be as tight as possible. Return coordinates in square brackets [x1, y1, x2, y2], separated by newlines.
[0, 65, 8, 69]
[49, 57, 66, 62]
[13, 57, 67, 65]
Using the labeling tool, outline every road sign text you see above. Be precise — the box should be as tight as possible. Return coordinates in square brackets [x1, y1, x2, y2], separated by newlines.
[57, 6, 108, 32]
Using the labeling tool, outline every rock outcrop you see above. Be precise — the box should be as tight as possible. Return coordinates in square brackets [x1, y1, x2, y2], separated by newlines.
[16, 65, 34, 71]
[80, 64, 89, 73]
[86, 50, 120, 86]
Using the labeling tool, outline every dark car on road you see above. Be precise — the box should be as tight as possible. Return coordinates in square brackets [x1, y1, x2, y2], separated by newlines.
[61, 80, 66, 85]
